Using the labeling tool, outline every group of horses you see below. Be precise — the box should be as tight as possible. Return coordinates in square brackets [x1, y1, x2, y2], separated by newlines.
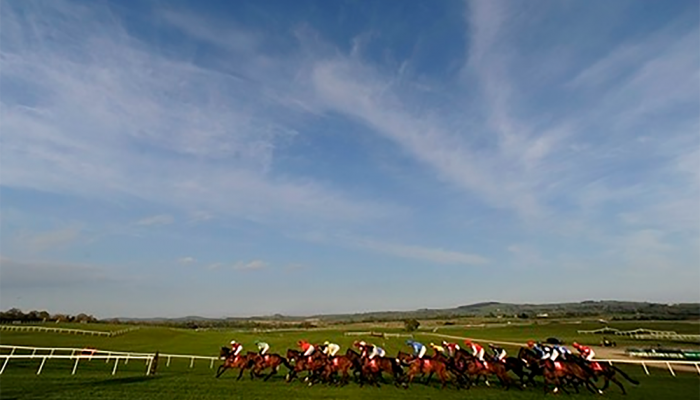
[215, 344, 640, 394]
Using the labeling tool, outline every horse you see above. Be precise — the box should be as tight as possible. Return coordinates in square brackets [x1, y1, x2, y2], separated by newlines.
[250, 353, 293, 381]
[216, 347, 255, 379]
[539, 359, 600, 395]
[516, 347, 544, 386]
[396, 351, 451, 388]
[453, 350, 516, 389]
[502, 356, 530, 387]
[321, 353, 357, 386]
[572, 357, 639, 394]
[355, 348, 404, 387]
[285, 349, 326, 384]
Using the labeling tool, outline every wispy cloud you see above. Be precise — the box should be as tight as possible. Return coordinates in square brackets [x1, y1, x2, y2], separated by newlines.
[10, 226, 81, 253]
[0, 1, 398, 230]
[137, 215, 174, 226]
[0, 256, 116, 289]
[178, 256, 197, 265]
[233, 259, 267, 270]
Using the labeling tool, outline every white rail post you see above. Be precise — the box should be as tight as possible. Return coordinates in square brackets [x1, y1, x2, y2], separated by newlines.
[37, 357, 48, 375]
[641, 362, 649, 375]
[189, 357, 194, 368]
[666, 362, 676, 377]
[210, 358, 214, 369]
[146, 357, 153, 376]
[31, 348, 37, 359]
[0, 356, 10, 375]
[167, 356, 171, 367]
[112, 358, 119, 375]
[125, 354, 129, 365]
[71, 357, 80, 375]
[695, 363, 700, 376]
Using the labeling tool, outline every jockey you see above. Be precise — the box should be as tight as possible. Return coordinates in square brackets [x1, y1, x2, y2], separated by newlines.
[406, 340, 427, 359]
[323, 341, 341, 357]
[488, 343, 507, 362]
[464, 339, 485, 362]
[255, 340, 270, 356]
[554, 344, 572, 360]
[229, 340, 243, 357]
[527, 341, 546, 359]
[573, 342, 595, 361]
[429, 342, 447, 356]
[298, 340, 315, 357]
[369, 344, 386, 359]
[442, 341, 460, 357]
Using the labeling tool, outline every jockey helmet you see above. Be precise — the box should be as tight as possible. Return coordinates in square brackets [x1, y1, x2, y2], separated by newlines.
[359, 341, 366, 347]
[324, 341, 330, 345]
[405, 340, 413, 345]
[230, 340, 237, 345]
[527, 340, 535, 347]
[573, 342, 580, 349]
[464, 339, 472, 345]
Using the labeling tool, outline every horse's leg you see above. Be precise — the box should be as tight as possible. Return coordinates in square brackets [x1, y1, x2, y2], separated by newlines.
[609, 376, 626, 395]
[236, 366, 246, 381]
[215, 364, 228, 378]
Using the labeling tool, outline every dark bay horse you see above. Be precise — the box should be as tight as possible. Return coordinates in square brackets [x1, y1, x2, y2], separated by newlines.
[216, 347, 255, 379]
[572, 358, 639, 394]
[251, 353, 293, 381]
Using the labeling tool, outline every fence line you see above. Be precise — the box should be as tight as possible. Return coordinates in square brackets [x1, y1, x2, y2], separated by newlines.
[0, 325, 139, 337]
[344, 331, 413, 338]
[0, 345, 219, 376]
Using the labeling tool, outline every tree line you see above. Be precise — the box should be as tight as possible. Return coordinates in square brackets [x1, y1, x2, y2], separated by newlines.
[0, 308, 98, 323]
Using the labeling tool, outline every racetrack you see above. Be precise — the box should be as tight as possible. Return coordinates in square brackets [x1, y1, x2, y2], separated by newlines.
[1, 321, 698, 399]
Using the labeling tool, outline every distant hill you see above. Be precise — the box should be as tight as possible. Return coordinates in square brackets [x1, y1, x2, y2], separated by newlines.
[104, 300, 699, 325]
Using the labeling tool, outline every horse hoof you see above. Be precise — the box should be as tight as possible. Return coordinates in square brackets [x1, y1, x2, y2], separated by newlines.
[598, 390, 604, 395]
[554, 387, 559, 393]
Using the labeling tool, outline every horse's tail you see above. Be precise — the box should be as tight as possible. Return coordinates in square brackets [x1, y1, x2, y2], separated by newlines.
[610, 364, 640, 385]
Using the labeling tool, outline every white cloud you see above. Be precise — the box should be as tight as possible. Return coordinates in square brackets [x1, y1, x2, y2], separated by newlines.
[10, 226, 81, 253]
[136, 215, 174, 226]
[178, 257, 197, 265]
[233, 260, 267, 270]
[0, 1, 398, 230]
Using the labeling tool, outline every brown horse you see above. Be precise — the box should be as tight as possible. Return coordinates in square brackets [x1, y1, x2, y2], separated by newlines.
[216, 347, 255, 379]
[321, 354, 357, 385]
[285, 349, 326, 384]
[540, 359, 600, 394]
[250, 353, 293, 381]
[396, 351, 451, 388]
[573, 358, 639, 394]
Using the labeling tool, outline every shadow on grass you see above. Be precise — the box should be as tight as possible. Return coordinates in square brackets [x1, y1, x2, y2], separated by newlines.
[81, 375, 165, 386]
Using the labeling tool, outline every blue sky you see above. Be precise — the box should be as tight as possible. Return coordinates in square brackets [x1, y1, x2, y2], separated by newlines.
[1, 0, 698, 318]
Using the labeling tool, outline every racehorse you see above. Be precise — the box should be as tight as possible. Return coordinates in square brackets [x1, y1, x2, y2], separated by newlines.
[321, 353, 357, 386]
[396, 351, 451, 388]
[356, 348, 404, 387]
[571, 357, 639, 394]
[539, 359, 600, 395]
[516, 347, 544, 386]
[216, 347, 255, 379]
[453, 350, 515, 389]
[250, 353, 293, 381]
[285, 349, 326, 384]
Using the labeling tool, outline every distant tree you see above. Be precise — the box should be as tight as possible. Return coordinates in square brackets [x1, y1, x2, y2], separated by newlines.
[404, 319, 420, 332]
[517, 313, 530, 319]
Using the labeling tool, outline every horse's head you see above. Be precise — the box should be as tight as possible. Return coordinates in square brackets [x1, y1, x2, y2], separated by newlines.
[286, 348, 300, 362]
[396, 350, 414, 365]
[219, 347, 231, 359]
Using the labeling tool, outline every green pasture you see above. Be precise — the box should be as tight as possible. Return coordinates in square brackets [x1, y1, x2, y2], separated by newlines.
[1, 322, 699, 399]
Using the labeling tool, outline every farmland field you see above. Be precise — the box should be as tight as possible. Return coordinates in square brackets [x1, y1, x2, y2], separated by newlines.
[1, 321, 699, 399]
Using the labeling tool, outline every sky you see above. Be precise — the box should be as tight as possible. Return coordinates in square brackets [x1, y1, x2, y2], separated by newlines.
[1, 0, 698, 318]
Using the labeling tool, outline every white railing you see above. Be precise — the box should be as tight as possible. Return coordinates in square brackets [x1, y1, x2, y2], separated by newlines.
[0, 345, 220, 376]
[595, 358, 700, 377]
[0, 325, 139, 337]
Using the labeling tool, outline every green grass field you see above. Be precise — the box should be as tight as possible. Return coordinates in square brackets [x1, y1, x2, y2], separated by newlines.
[1, 321, 699, 399]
